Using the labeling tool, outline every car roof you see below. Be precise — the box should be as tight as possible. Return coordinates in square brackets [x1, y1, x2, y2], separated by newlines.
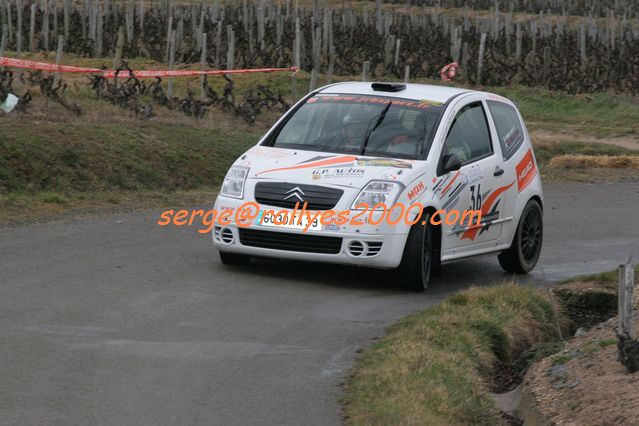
[317, 82, 472, 104]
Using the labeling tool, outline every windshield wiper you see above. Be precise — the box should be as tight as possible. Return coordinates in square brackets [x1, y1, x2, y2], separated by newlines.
[360, 101, 392, 155]
[415, 113, 428, 158]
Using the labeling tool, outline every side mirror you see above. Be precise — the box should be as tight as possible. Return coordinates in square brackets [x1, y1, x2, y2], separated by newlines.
[441, 153, 462, 174]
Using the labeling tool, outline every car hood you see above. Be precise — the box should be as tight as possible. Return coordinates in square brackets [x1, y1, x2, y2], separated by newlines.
[237, 146, 424, 187]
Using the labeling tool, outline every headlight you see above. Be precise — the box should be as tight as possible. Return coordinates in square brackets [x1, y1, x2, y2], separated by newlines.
[220, 166, 249, 199]
[351, 181, 403, 210]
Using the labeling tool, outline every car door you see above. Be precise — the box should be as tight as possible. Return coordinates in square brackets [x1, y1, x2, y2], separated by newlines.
[436, 97, 508, 257]
[485, 99, 530, 233]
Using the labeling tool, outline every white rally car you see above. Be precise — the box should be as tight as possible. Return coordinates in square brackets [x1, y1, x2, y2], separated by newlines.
[213, 82, 543, 290]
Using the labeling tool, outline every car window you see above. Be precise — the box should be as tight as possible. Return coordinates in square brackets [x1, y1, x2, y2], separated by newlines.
[487, 101, 525, 160]
[271, 94, 445, 159]
[442, 102, 492, 165]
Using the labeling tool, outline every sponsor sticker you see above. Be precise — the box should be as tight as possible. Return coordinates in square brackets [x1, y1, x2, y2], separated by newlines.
[309, 95, 434, 110]
[249, 146, 295, 159]
[355, 158, 413, 169]
[516, 149, 537, 192]
[467, 163, 484, 184]
[312, 167, 366, 179]
[407, 181, 426, 201]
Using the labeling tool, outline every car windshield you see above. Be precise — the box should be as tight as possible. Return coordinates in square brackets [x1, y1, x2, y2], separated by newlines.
[269, 94, 445, 159]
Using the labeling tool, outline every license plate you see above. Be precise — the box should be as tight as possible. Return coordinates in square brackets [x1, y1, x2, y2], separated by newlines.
[258, 210, 322, 231]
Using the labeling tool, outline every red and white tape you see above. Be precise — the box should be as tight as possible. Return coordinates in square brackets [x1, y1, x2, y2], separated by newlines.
[0, 56, 298, 78]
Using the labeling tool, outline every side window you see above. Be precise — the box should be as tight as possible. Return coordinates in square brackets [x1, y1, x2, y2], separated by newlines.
[442, 102, 493, 165]
[487, 101, 525, 160]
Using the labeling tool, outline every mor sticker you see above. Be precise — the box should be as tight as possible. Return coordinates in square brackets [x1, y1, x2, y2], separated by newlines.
[516, 149, 537, 192]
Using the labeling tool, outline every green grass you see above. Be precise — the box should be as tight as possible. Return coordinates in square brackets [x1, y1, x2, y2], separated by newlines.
[0, 120, 260, 194]
[493, 86, 639, 138]
[342, 285, 564, 425]
[560, 264, 639, 284]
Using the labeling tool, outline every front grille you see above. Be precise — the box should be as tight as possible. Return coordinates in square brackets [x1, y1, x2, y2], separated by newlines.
[254, 182, 343, 210]
[239, 229, 343, 254]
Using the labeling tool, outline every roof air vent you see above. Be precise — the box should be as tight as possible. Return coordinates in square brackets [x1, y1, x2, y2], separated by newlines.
[371, 83, 406, 92]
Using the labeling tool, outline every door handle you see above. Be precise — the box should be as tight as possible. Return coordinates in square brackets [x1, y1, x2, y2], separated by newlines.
[494, 167, 504, 176]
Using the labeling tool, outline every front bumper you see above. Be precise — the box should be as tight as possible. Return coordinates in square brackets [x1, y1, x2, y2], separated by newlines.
[213, 225, 408, 269]
[212, 196, 411, 269]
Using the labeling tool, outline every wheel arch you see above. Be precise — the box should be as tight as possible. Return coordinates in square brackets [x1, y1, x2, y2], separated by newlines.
[529, 194, 543, 211]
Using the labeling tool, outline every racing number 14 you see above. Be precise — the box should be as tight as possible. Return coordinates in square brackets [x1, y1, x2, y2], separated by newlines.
[470, 184, 482, 211]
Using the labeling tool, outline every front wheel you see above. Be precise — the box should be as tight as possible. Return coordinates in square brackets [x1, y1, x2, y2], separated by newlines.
[498, 199, 543, 274]
[398, 214, 433, 291]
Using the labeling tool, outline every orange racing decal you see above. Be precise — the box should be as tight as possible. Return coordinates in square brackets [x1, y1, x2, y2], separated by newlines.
[516, 149, 537, 192]
[255, 155, 357, 176]
[440, 170, 461, 196]
[460, 181, 514, 241]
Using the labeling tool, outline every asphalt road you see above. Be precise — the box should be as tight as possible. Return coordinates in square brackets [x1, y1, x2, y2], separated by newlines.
[1, 182, 637, 426]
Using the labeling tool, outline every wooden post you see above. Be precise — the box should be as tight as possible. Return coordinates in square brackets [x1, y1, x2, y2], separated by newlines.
[167, 28, 175, 98]
[200, 32, 207, 101]
[4, 0, 11, 46]
[326, 43, 335, 84]
[28, 3, 35, 52]
[63, 0, 70, 39]
[89, 0, 96, 42]
[15, 0, 22, 56]
[362, 60, 370, 81]
[0, 24, 6, 57]
[54, 35, 64, 84]
[476, 32, 486, 85]
[42, 0, 49, 53]
[125, 0, 134, 43]
[403, 65, 410, 83]
[309, 68, 318, 91]
[139, 0, 144, 35]
[619, 258, 635, 339]
[257, 0, 264, 50]
[293, 17, 300, 69]
[95, 4, 103, 57]
[113, 26, 125, 69]
[312, 25, 321, 79]
[226, 25, 234, 70]
[164, 16, 172, 63]
[196, 10, 204, 51]
[0, 0, 5, 40]
[215, 21, 221, 68]
[291, 70, 297, 103]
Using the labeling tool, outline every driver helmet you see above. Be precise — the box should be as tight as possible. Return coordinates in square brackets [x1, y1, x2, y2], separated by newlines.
[341, 107, 371, 145]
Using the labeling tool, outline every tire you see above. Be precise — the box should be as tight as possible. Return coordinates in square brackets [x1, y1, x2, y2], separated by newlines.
[219, 251, 251, 266]
[398, 214, 433, 291]
[498, 199, 543, 274]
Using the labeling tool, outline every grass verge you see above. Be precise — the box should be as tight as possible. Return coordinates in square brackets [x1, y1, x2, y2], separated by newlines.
[0, 117, 261, 224]
[342, 284, 563, 425]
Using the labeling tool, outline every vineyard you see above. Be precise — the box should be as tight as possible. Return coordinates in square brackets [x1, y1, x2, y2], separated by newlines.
[0, 0, 637, 99]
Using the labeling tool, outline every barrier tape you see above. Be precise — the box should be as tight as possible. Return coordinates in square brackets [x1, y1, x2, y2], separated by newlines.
[0, 56, 298, 78]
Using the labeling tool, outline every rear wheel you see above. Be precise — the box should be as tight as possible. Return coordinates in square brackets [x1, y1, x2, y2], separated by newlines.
[498, 199, 543, 274]
[219, 251, 251, 266]
[398, 214, 433, 291]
